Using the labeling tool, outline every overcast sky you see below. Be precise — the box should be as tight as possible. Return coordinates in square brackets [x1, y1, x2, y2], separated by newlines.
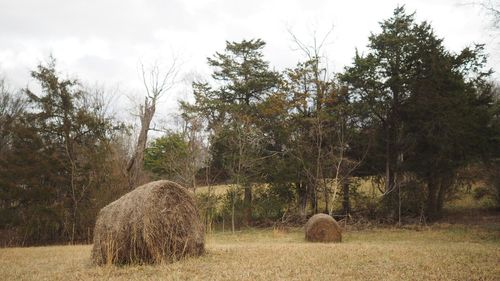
[0, 0, 496, 120]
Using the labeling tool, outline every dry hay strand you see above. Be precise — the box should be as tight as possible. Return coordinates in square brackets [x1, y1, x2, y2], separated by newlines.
[91, 180, 204, 265]
[305, 213, 342, 243]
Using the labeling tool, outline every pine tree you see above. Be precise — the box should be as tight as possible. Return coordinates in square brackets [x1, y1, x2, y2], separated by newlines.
[183, 39, 280, 227]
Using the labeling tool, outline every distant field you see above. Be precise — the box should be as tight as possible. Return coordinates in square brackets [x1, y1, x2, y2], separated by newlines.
[193, 178, 400, 200]
[1, 223, 499, 281]
[194, 179, 378, 197]
[195, 184, 232, 195]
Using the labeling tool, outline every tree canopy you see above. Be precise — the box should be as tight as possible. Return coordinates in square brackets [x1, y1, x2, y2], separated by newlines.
[1, 6, 499, 245]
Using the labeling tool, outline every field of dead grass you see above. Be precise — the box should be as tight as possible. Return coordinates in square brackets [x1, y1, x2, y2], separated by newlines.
[1, 223, 499, 281]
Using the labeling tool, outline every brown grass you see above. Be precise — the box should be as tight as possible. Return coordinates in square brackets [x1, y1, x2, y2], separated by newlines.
[91, 180, 204, 265]
[305, 214, 342, 242]
[1, 224, 499, 280]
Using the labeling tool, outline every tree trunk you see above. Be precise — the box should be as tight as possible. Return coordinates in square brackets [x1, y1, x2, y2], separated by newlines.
[231, 194, 235, 233]
[309, 181, 318, 214]
[127, 98, 155, 189]
[384, 123, 398, 218]
[437, 176, 452, 214]
[342, 178, 351, 215]
[426, 174, 439, 221]
[297, 181, 308, 219]
[385, 126, 393, 194]
[323, 181, 329, 214]
[244, 184, 252, 225]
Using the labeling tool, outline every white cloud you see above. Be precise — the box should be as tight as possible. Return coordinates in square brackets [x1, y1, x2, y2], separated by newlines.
[0, 0, 496, 119]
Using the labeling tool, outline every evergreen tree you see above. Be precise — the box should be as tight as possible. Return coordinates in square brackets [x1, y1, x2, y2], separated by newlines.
[183, 39, 280, 226]
[0, 58, 119, 244]
[341, 6, 493, 220]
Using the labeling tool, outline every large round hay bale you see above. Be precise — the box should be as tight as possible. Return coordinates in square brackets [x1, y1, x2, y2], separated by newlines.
[305, 213, 342, 242]
[91, 180, 204, 265]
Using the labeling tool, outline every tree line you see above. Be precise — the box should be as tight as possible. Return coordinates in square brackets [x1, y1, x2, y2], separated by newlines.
[1, 7, 499, 245]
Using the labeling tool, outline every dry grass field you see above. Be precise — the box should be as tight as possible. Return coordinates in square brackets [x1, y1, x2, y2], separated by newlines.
[1, 223, 499, 281]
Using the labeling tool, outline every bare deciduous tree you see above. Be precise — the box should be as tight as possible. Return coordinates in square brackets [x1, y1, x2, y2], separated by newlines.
[127, 60, 178, 189]
[288, 27, 338, 214]
[225, 116, 269, 232]
[0, 79, 24, 154]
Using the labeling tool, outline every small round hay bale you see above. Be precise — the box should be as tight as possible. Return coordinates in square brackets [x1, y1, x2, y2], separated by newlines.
[305, 213, 342, 243]
[91, 180, 204, 265]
